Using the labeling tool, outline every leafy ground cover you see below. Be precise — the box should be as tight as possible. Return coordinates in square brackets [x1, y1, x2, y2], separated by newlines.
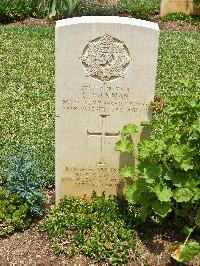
[0, 192, 199, 265]
[161, 12, 200, 25]
[40, 195, 136, 265]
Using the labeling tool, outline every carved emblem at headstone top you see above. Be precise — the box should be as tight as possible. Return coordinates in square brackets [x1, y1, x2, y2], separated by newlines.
[80, 34, 131, 82]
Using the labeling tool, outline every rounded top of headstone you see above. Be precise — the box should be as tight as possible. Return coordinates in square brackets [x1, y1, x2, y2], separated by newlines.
[56, 16, 160, 31]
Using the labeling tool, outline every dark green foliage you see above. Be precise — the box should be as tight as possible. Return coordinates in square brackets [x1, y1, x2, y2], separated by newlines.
[115, 81, 200, 226]
[73, 2, 118, 17]
[0, 0, 50, 21]
[161, 12, 200, 24]
[194, 0, 200, 7]
[40, 195, 136, 265]
[0, 0, 30, 21]
[6, 147, 46, 216]
[118, 0, 160, 20]
[0, 190, 30, 236]
[0, 0, 160, 20]
[49, 0, 80, 18]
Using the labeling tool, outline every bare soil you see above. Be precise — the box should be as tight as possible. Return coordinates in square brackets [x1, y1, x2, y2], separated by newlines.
[1, 221, 200, 266]
[0, 190, 199, 266]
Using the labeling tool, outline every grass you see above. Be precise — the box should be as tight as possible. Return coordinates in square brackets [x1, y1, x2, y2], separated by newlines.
[0, 25, 200, 185]
[0, 26, 54, 185]
[157, 30, 200, 97]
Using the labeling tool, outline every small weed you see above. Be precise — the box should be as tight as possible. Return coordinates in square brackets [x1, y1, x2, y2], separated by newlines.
[0, 190, 31, 236]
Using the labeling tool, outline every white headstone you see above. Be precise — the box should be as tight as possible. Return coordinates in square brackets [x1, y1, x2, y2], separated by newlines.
[56, 16, 160, 203]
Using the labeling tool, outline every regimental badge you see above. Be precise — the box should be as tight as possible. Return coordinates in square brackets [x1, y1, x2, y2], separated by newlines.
[80, 35, 131, 82]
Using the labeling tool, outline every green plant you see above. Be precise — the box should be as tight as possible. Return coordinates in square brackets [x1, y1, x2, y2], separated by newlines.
[73, 1, 118, 16]
[161, 12, 200, 24]
[29, 0, 51, 18]
[115, 81, 200, 226]
[0, 0, 30, 21]
[170, 226, 200, 263]
[40, 194, 136, 265]
[6, 147, 46, 216]
[161, 12, 193, 23]
[49, 0, 80, 18]
[0, 0, 51, 21]
[194, 0, 200, 7]
[0, 190, 30, 236]
[119, 0, 159, 20]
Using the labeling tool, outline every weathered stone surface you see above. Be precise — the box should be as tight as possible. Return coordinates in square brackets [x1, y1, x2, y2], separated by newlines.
[161, 0, 200, 16]
[55, 16, 160, 203]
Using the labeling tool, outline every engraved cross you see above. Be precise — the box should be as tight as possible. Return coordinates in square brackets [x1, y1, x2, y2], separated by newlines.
[87, 115, 119, 166]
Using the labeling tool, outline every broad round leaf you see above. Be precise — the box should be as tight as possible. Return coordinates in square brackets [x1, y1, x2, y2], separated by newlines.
[152, 200, 172, 217]
[121, 124, 138, 138]
[173, 188, 194, 202]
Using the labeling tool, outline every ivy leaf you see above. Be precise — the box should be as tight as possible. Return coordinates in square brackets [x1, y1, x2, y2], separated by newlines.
[121, 124, 138, 138]
[173, 188, 194, 202]
[115, 139, 134, 153]
[119, 166, 134, 178]
[153, 185, 173, 202]
[152, 200, 172, 218]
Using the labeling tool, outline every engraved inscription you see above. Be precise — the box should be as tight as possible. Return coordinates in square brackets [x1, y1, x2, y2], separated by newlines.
[62, 85, 149, 113]
[80, 34, 131, 82]
[63, 166, 122, 189]
[168, 0, 192, 3]
[87, 115, 119, 166]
